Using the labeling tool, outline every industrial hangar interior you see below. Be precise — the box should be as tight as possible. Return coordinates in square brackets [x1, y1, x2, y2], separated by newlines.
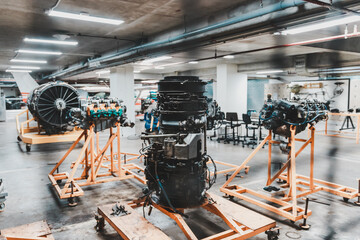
[1, 0, 360, 239]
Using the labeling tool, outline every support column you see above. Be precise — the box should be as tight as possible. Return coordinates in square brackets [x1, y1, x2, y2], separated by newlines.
[216, 64, 247, 116]
[110, 66, 135, 136]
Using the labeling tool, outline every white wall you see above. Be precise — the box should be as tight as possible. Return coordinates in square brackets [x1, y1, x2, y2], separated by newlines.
[216, 64, 247, 116]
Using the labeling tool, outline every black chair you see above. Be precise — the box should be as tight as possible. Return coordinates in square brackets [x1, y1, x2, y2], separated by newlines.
[242, 114, 258, 149]
[224, 112, 242, 145]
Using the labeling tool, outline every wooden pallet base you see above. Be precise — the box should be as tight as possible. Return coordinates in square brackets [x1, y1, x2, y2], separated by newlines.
[96, 193, 277, 240]
[0, 221, 54, 240]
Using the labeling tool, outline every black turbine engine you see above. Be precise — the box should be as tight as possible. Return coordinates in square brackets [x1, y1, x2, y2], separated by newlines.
[260, 99, 329, 137]
[27, 82, 80, 134]
[141, 76, 216, 209]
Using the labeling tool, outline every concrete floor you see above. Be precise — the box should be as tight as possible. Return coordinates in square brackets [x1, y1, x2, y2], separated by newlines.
[0, 110, 359, 240]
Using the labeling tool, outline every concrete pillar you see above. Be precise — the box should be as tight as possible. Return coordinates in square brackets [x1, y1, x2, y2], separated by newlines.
[110, 66, 135, 136]
[216, 64, 248, 116]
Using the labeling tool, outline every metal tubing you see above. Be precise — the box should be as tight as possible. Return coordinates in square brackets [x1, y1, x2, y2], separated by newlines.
[303, 0, 360, 15]
[43, 0, 308, 79]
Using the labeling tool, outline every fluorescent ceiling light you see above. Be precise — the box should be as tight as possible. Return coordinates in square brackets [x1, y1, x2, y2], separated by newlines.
[188, 61, 198, 64]
[10, 59, 47, 64]
[10, 66, 40, 70]
[223, 55, 234, 59]
[134, 70, 140, 73]
[154, 66, 165, 69]
[281, 15, 360, 35]
[47, 10, 124, 25]
[24, 37, 78, 46]
[6, 69, 32, 73]
[319, 69, 360, 74]
[318, 66, 360, 72]
[142, 80, 159, 84]
[96, 70, 110, 75]
[142, 56, 172, 63]
[18, 49, 62, 55]
[256, 70, 284, 74]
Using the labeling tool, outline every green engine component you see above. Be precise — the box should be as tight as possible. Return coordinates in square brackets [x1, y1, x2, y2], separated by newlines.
[89, 108, 123, 119]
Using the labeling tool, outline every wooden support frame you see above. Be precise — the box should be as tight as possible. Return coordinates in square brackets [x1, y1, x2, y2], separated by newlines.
[48, 122, 145, 201]
[0, 221, 54, 240]
[97, 193, 277, 240]
[16, 109, 83, 150]
[317, 112, 360, 144]
[220, 126, 360, 222]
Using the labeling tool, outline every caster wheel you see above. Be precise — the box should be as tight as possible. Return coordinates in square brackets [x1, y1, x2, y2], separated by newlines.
[0, 203, 5, 210]
[95, 214, 105, 231]
[343, 197, 349, 203]
[290, 220, 295, 224]
[265, 227, 280, 240]
[17, 136, 22, 142]
[56, 180, 62, 184]
[26, 144, 31, 152]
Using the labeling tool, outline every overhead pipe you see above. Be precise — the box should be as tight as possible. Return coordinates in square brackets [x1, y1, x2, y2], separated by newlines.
[43, 0, 310, 79]
[302, 0, 360, 15]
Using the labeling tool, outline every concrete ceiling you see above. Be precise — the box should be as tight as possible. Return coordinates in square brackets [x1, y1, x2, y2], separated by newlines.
[2, 0, 360, 80]
[0, 0, 248, 73]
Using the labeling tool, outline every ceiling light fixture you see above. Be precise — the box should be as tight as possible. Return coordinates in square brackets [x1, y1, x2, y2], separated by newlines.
[134, 70, 140, 73]
[142, 56, 172, 63]
[256, 70, 284, 74]
[188, 61, 198, 64]
[141, 80, 159, 84]
[154, 66, 165, 70]
[281, 15, 360, 35]
[10, 59, 47, 64]
[317, 66, 360, 72]
[10, 66, 40, 70]
[24, 37, 78, 46]
[6, 69, 32, 73]
[318, 69, 360, 74]
[223, 55, 234, 59]
[47, 10, 124, 25]
[95, 70, 110, 75]
[18, 49, 62, 55]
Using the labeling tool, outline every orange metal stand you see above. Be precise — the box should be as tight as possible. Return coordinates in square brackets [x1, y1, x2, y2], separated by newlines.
[16, 109, 83, 151]
[220, 126, 359, 223]
[48, 122, 145, 202]
[317, 112, 360, 144]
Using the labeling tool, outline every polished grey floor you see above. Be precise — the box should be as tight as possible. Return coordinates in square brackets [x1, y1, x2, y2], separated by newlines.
[0, 110, 359, 240]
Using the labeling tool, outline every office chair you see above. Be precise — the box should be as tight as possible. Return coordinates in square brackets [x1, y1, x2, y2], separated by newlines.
[224, 112, 242, 145]
[242, 113, 258, 149]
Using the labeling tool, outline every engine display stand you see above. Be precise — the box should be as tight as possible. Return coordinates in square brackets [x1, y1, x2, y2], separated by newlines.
[220, 126, 359, 225]
[48, 122, 145, 205]
[317, 112, 360, 144]
[96, 193, 278, 240]
[16, 109, 83, 152]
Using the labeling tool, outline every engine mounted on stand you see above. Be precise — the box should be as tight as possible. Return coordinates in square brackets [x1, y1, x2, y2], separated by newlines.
[27, 82, 81, 134]
[141, 76, 216, 209]
[259, 99, 329, 137]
